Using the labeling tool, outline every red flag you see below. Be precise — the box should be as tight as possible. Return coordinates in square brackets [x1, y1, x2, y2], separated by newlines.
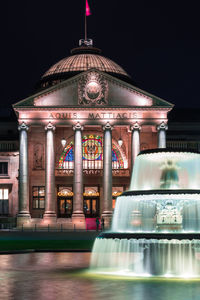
[86, 0, 91, 16]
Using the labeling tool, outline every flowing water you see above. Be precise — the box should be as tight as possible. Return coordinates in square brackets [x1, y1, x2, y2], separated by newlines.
[91, 150, 200, 278]
[112, 194, 200, 232]
[130, 152, 200, 191]
[90, 238, 200, 277]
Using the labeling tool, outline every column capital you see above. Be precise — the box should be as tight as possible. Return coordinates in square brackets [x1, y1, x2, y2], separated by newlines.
[18, 122, 29, 131]
[102, 122, 113, 131]
[73, 122, 84, 131]
[130, 121, 141, 131]
[45, 122, 56, 131]
[157, 121, 168, 131]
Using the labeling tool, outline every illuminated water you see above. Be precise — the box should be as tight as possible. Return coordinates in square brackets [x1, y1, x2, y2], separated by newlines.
[0, 252, 200, 300]
[91, 238, 200, 277]
[130, 151, 200, 191]
[112, 194, 200, 232]
[91, 150, 200, 277]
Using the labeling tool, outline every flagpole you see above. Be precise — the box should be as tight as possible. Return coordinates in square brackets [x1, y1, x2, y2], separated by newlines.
[85, 0, 87, 41]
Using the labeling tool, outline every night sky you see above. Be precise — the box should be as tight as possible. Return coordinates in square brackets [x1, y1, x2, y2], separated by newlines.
[1, 0, 200, 115]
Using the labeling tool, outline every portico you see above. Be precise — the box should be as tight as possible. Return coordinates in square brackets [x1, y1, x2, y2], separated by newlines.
[13, 42, 173, 229]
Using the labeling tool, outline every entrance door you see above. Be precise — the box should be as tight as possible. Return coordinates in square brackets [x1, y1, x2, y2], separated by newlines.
[58, 198, 73, 217]
[83, 198, 99, 218]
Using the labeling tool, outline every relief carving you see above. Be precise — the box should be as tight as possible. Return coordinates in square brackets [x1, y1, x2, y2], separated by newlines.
[33, 143, 44, 169]
[78, 72, 108, 106]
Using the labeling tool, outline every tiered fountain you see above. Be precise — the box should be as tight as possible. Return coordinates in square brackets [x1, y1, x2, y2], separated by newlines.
[90, 149, 200, 277]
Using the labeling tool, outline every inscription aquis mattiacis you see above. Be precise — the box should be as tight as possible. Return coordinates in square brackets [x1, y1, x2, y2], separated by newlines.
[49, 112, 138, 120]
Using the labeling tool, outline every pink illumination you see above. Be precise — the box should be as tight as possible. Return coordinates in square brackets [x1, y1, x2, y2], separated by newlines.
[86, 0, 91, 16]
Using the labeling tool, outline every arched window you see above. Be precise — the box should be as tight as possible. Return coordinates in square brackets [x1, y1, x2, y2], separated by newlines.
[59, 135, 125, 170]
[59, 142, 74, 169]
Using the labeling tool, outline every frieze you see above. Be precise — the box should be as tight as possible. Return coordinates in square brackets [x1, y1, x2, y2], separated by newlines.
[49, 112, 138, 120]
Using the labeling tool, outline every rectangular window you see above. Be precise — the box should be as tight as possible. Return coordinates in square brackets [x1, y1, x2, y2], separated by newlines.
[0, 162, 8, 175]
[32, 186, 45, 209]
[0, 189, 9, 200]
[0, 188, 9, 215]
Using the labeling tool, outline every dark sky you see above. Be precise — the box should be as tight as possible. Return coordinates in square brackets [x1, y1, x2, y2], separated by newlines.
[1, 0, 200, 114]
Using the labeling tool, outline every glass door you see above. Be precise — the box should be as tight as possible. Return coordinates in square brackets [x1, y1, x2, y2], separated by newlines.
[83, 198, 99, 217]
[57, 186, 73, 217]
[58, 198, 73, 217]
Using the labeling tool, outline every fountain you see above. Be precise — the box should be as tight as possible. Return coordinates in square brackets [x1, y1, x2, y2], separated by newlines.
[90, 149, 200, 277]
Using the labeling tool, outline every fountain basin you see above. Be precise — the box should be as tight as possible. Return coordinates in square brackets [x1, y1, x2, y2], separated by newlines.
[98, 232, 200, 240]
[130, 149, 200, 191]
[90, 149, 200, 278]
[91, 237, 200, 277]
[112, 190, 200, 233]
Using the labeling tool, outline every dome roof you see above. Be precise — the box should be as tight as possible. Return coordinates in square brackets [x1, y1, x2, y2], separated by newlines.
[38, 44, 130, 89]
[43, 53, 128, 77]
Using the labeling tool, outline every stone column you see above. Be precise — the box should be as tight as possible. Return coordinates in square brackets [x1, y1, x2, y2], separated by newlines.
[17, 122, 31, 225]
[43, 122, 56, 220]
[130, 121, 141, 170]
[72, 122, 85, 229]
[157, 121, 168, 148]
[102, 122, 113, 228]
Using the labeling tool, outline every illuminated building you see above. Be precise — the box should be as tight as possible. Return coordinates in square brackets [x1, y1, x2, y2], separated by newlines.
[10, 40, 173, 228]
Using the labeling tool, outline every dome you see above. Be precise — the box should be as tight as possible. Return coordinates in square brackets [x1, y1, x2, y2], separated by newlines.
[38, 43, 130, 89]
[43, 52, 128, 77]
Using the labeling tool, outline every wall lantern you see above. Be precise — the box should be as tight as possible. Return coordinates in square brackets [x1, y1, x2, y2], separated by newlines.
[118, 138, 123, 147]
[61, 138, 67, 148]
[118, 127, 123, 147]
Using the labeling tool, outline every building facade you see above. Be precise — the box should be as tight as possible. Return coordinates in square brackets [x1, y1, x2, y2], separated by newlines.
[11, 41, 173, 228]
[0, 116, 19, 224]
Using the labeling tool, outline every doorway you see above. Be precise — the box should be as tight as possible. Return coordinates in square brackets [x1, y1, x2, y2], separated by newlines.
[83, 186, 100, 218]
[57, 186, 73, 217]
[58, 198, 73, 217]
[83, 197, 99, 218]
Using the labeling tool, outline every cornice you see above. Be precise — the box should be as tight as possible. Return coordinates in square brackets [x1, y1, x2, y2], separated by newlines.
[0, 152, 19, 156]
[14, 106, 172, 112]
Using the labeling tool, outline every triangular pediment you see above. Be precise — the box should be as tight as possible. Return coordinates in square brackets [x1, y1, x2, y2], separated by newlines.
[13, 69, 173, 109]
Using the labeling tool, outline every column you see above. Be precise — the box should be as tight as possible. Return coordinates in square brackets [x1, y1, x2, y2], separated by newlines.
[102, 122, 113, 227]
[72, 122, 85, 227]
[130, 121, 141, 169]
[157, 121, 168, 148]
[43, 122, 56, 219]
[18, 122, 31, 224]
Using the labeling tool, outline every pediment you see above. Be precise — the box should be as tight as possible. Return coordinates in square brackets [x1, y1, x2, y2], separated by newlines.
[13, 69, 173, 109]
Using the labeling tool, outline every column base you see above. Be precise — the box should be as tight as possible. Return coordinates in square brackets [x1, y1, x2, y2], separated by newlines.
[17, 213, 31, 227]
[72, 211, 86, 230]
[43, 211, 57, 225]
[43, 211, 57, 218]
[101, 211, 113, 229]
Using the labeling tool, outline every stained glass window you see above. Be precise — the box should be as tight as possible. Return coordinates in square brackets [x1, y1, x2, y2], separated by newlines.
[59, 142, 74, 169]
[59, 135, 124, 169]
[82, 135, 103, 169]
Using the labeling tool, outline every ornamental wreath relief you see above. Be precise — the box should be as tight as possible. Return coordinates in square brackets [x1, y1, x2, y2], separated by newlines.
[78, 72, 108, 106]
